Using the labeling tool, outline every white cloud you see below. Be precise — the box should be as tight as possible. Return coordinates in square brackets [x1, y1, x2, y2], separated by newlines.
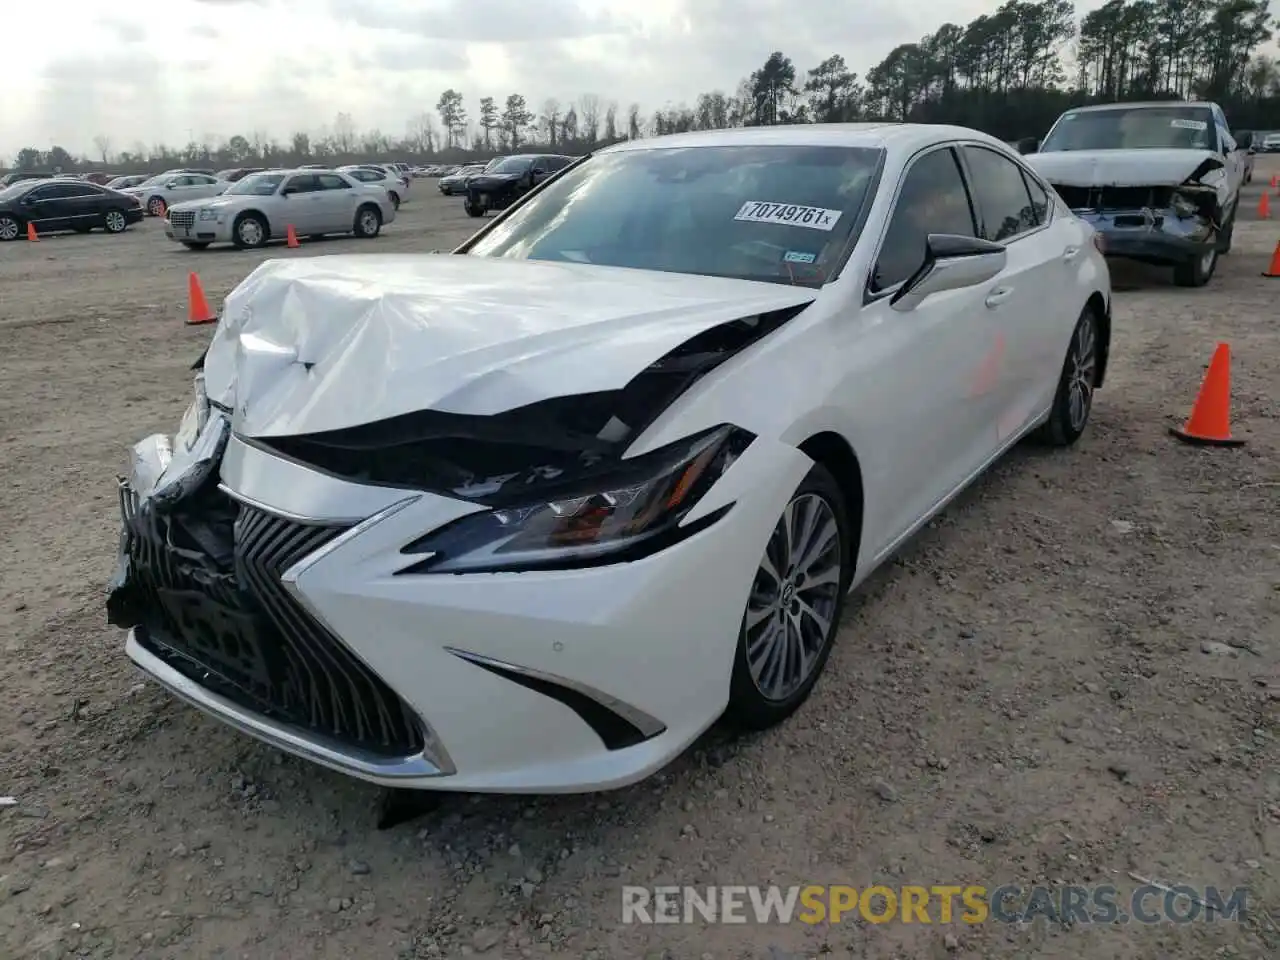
[0, 0, 1254, 159]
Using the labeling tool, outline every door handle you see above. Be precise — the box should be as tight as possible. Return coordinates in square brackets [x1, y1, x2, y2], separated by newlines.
[985, 286, 1014, 308]
[1062, 245, 1081, 262]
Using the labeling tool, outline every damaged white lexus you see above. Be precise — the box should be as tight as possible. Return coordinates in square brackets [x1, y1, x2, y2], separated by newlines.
[107, 124, 1112, 794]
[1023, 100, 1247, 287]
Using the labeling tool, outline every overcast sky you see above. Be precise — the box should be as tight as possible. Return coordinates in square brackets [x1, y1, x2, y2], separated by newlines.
[0, 0, 1263, 159]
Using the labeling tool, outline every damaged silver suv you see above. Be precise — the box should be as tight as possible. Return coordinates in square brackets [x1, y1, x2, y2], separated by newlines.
[1020, 101, 1246, 287]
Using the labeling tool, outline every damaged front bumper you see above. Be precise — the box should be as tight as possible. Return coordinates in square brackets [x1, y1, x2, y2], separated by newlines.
[1074, 207, 1216, 265]
[106, 409, 813, 792]
[1050, 183, 1222, 267]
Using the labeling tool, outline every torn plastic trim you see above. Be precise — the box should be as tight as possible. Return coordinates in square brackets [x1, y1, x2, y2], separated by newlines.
[254, 303, 807, 506]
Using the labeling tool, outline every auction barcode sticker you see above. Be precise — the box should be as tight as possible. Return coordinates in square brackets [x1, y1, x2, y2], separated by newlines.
[734, 201, 843, 231]
[1170, 118, 1207, 131]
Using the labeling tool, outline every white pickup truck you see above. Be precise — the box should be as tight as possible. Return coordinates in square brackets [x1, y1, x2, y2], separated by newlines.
[1021, 101, 1245, 287]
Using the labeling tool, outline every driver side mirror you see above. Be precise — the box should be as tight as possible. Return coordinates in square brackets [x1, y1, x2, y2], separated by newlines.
[891, 234, 1008, 312]
[281, 187, 296, 196]
[165, 180, 179, 189]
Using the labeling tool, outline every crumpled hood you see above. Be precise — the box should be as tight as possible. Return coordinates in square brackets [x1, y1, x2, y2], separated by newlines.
[202, 253, 815, 438]
[1027, 149, 1224, 187]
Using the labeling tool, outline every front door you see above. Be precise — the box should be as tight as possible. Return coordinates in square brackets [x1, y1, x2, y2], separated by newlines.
[853, 144, 1003, 554]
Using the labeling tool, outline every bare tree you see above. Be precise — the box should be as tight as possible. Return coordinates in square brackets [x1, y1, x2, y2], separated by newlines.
[92, 135, 113, 164]
[539, 98, 562, 146]
[578, 94, 602, 143]
[332, 112, 358, 154]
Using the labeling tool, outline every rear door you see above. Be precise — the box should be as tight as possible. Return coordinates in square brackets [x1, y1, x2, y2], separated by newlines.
[315, 173, 358, 232]
[958, 144, 1079, 443]
[57, 182, 110, 228]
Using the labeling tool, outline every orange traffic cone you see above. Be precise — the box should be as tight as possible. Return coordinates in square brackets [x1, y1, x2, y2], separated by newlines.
[26, 222, 38, 241]
[185, 272, 217, 326]
[1260, 191, 1271, 219]
[1169, 343, 1244, 447]
[286, 224, 299, 248]
[1271, 173, 1278, 189]
[1264, 240, 1280, 279]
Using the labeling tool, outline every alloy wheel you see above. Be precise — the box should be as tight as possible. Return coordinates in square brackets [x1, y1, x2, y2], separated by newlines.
[745, 493, 843, 701]
[0, 217, 18, 241]
[105, 211, 126, 232]
[238, 219, 264, 246]
[1068, 313, 1097, 432]
[360, 211, 378, 235]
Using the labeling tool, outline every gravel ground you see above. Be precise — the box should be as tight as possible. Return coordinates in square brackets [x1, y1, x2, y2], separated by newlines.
[1, 167, 1278, 960]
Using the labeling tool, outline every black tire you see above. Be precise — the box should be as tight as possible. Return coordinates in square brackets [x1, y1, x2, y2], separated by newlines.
[1031, 304, 1100, 447]
[181, 241, 211, 250]
[353, 204, 382, 238]
[103, 209, 129, 234]
[464, 200, 485, 218]
[1173, 246, 1218, 287]
[725, 462, 853, 731]
[146, 196, 166, 217]
[389, 192, 401, 210]
[0, 214, 21, 242]
[231, 212, 269, 249]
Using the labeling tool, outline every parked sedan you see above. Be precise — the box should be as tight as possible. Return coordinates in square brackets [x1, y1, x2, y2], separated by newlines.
[338, 165, 408, 207]
[107, 124, 1111, 793]
[439, 163, 485, 195]
[463, 153, 575, 216]
[106, 174, 150, 191]
[0, 179, 144, 240]
[120, 171, 229, 216]
[164, 168, 395, 249]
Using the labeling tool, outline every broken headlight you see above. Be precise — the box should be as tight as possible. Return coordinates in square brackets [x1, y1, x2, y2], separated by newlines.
[399, 425, 754, 573]
[173, 373, 210, 454]
[1169, 193, 1200, 219]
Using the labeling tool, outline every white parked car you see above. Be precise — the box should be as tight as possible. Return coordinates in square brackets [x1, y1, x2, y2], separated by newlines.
[338, 165, 409, 208]
[164, 169, 396, 249]
[120, 171, 229, 216]
[107, 124, 1111, 794]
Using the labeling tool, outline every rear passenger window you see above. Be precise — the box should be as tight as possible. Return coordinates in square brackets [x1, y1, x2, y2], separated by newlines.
[1022, 171, 1050, 226]
[872, 148, 977, 294]
[962, 146, 1039, 242]
[317, 174, 349, 190]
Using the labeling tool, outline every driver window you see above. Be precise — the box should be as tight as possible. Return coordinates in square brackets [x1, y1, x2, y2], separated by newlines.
[871, 147, 977, 294]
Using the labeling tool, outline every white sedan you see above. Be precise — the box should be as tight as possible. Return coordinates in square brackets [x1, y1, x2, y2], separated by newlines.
[106, 124, 1111, 794]
[120, 172, 228, 216]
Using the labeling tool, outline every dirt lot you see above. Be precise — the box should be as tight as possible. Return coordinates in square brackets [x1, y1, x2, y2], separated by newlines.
[1, 165, 1278, 960]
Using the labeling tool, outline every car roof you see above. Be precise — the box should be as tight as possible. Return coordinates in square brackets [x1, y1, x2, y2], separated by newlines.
[601, 122, 1010, 155]
[1063, 101, 1214, 113]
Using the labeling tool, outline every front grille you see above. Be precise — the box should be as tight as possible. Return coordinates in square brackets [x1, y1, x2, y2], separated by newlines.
[169, 210, 196, 230]
[116, 486, 424, 757]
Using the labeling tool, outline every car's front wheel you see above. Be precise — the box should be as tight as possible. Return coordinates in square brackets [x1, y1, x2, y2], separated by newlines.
[726, 463, 852, 731]
[232, 213, 269, 249]
[0, 215, 20, 241]
[464, 200, 485, 218]
[1032, 303, 1100, 447]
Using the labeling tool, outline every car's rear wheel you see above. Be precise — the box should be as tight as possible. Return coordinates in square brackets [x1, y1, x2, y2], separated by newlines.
[353, 204, 381, 238]
[232, 213, 268, 249]
[1032, 303, 1100, 447]
[103, 209, 128, 234]
[1173, 246, 1217, 287]
[726, 463, 852, 731]
[389, 192, 401, 210]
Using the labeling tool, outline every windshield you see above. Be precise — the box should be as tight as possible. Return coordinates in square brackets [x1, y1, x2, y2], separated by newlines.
[1041, 106, 1218, 152]
[489, 157, 532, 174]
[227, 173, 285, 196]
[465, 144, 882, 288]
